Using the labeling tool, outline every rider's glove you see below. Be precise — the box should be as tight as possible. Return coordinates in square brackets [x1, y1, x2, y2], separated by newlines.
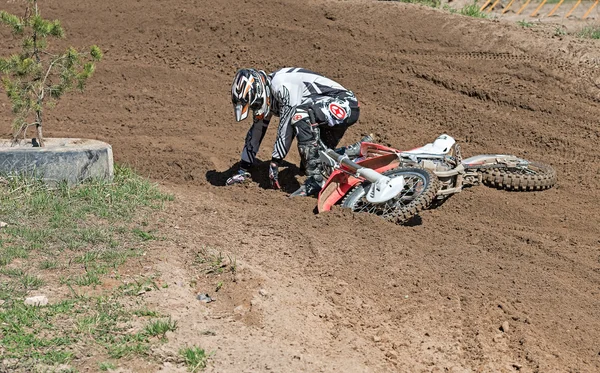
[226, 168, 251, 186]
[269, 160, 281, 189]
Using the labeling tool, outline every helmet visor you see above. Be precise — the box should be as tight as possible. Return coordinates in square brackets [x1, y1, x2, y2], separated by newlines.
[234, 102, 250, 122]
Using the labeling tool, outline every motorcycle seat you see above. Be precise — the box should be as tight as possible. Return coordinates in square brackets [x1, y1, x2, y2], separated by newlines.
[403, 134, 456, 155]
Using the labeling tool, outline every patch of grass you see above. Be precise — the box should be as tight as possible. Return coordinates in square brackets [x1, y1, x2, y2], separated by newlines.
[0, 281, 167, 369]
[133, 227, 157, 241]
[39, 260, 59, 270]
[458, 2, 488, 18]
[0, 298, 77, 367]
[378, 0, 441, 8]
[517, 20, 534, 28]
[194, 247, 237, 277]
[20, 273, 44, 289]
[73, 295, 156, 359]
[0, 267, 24, 277]
[99, 361, 117, 371]
[119, 275, 160, 296]
[0, 164, 175, 371]
[554, 26, 567, 37]
[133, 308, 160, 317]
[180, 346, 209, 372]
[144, 317, 178, 340]
[577, 25, 600, 39]
[443, 3, 458, 13]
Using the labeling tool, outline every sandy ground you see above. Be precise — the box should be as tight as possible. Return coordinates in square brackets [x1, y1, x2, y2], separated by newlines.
[1, 0, 600, 372]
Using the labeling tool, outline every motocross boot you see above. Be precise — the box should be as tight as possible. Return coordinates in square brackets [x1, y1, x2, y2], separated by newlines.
[290, 142, 324, 197]
[341, 134, 374, 158]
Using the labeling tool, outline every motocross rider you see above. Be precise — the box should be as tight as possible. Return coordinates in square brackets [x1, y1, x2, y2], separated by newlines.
[226, 67, 368, 197]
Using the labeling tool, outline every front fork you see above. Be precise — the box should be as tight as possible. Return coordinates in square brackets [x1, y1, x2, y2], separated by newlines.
[308, 108, 406, 204]
[319, 147, 406, 203]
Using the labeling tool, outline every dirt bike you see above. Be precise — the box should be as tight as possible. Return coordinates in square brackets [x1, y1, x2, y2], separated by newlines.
[315, 133, 557, 224]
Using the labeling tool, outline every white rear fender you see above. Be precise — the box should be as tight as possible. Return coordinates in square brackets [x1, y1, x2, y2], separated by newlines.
[404, 134, 456, 155]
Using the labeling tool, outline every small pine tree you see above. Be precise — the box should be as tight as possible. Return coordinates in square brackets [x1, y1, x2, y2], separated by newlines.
[0, 0, 102, 147]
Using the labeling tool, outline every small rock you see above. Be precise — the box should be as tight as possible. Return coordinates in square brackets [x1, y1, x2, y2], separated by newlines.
[493, 333, 503, 343]
[501, 321, 510, 333]
[24, 295, 48, 306]
[373, 335, 381, 342]
[258, 288, 269, 297]
[197, 293, 213, 303]
[234, 305, 250, 315]
[0, 221, 7, 228]
[324, 12, 336, 21]
[385, 350, 398, 359]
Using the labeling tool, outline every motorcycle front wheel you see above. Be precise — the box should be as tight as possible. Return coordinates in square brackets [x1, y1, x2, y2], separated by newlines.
[341, 167, 440, 225]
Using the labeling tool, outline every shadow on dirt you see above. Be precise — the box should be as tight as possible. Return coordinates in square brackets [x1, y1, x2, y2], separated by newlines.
[403, 215, 423, 226]
[205, 159, 303, 192]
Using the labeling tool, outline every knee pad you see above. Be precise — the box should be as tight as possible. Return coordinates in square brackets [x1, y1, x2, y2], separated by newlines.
[293, 108, 319, 145]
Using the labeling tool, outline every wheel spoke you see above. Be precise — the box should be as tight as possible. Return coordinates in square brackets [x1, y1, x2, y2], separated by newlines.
[351, 173, 427, 217]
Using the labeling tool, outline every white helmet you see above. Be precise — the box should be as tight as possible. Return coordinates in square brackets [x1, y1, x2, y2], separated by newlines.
[231, 68, 271, 121]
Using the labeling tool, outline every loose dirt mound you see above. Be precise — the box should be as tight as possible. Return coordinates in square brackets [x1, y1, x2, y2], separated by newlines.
[1, 0, 599, 372]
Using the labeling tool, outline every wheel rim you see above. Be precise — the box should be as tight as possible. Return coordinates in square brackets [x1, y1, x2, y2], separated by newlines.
[510, 162, 545, 176]
[349, 171, 428, 217]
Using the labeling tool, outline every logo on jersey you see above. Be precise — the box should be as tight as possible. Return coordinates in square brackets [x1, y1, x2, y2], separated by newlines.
[291, 112, 309, 124]
[328, 103, 347, 120]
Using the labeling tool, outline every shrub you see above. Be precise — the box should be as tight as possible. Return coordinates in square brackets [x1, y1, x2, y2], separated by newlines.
[0, 0, 103, 146]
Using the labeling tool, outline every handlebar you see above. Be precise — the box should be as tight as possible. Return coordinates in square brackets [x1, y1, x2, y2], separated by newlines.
[307, 108, 384, 184]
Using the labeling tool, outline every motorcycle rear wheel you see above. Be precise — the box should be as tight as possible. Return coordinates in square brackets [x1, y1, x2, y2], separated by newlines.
[481, 160, 557, 191]
[341, 167, 440, 224]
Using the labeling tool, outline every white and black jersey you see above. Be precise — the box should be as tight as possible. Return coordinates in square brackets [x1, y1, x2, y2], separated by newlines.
[240, 67, 354, 166]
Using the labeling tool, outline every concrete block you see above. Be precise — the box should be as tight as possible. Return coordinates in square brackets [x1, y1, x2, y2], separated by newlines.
[0, 138, 114, 186]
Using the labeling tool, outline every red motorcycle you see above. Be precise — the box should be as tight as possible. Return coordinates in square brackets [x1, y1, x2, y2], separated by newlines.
[315, 133, 557, 224]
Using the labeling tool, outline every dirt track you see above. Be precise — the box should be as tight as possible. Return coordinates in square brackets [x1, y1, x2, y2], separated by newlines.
[1, 0, 600, 372]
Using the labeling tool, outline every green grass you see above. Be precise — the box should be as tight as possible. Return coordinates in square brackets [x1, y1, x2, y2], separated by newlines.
[180, 346, 209, 372]
[99, 361, 117, 371]
[378, 0, 441, 8]
[517, 20, 534, 28]
[458, 2, 488, 18]
[577, 25, 600, 39]
[442, 1, 489, 18]
[144, 317, 178, 340]
[554, 26, 567, 37]
[0, 164, 178, 371]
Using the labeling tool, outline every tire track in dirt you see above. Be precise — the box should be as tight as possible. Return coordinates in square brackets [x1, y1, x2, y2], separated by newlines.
[412, 70, 539, 111]
[390, 49, 600, 105]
